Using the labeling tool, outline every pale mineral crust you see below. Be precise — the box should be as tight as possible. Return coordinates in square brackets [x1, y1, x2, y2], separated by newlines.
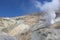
[0, 11, 60, 40]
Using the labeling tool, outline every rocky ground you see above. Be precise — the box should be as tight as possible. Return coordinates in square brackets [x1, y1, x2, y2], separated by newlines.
[0, 11, 60, 40]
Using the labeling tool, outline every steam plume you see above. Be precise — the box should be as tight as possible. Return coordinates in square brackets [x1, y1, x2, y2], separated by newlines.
[35, 0, 60, 24]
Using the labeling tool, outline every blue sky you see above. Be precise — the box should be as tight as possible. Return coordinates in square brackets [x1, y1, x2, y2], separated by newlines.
[0, 0, 52, 17]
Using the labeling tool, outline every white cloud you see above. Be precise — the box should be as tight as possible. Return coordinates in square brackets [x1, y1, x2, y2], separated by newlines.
[35, 0, 60, 11]
[34, 0, 60, 24]
[34, 1, 42, 9]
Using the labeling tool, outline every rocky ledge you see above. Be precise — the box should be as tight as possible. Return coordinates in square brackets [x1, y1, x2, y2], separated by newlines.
[0, 12, 60, 40]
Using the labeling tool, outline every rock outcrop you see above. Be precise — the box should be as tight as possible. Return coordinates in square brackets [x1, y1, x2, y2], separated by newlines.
[0, 11, 60, 40]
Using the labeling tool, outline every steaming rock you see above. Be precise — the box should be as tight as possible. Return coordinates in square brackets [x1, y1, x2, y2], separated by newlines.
[0, 32, 17, 40]
[0, 35, 17, 40]
[35, 0, 60, 24]
[0, 11, 60, 40]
